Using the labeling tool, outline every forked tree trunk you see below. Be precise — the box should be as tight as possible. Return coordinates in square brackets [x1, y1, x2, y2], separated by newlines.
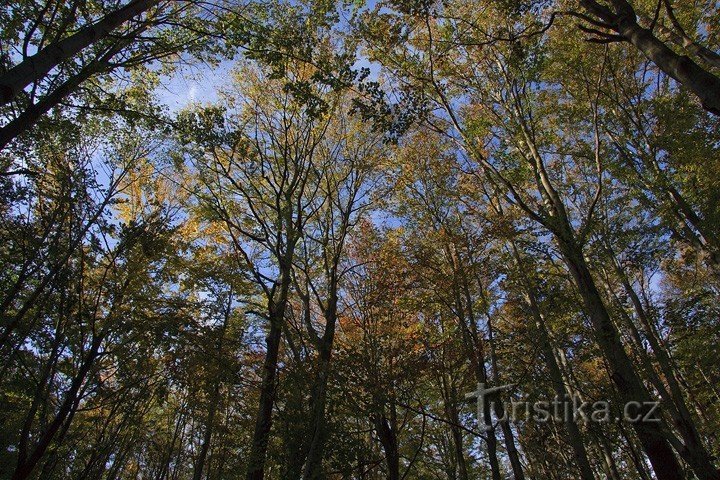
[578, 0, 720, 115]
[373, 413, 400, 480]
[301, 296, 337, 480]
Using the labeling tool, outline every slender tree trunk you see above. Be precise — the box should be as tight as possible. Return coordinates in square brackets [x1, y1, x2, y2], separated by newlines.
[194, 293, 232, 480]
[0, 0, 159, 106]
[508, 240, 596, 478]
[441, 374, 469, 480]
[246, 249, 296, 480]
[452, 279, 501, 480]
[301, 341, 334, 480]
[596, 434, 622, 480]
[512, 93, 713, 478]
[193, 391, 216, 480]
[302, 286, 339, 480]
[11, 335, 103, 480]
[486, 314, 525, 480]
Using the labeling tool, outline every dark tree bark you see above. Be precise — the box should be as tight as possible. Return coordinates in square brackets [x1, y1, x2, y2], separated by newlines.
[486, 314, 526, 480]
[510, 243, 596, 480]
[503, 93, 692, 480]
[193, 292, 232, 480]
[11, 335, 103, 480]
[245, 318, 284, 480]
[603, 251, 719, 480]
[301, 292, 338, 480]
[556, 235, 685, 480]
[440, 374, 469, 480]
[448, 258, 502, 480]
[373, 413, 401, 480]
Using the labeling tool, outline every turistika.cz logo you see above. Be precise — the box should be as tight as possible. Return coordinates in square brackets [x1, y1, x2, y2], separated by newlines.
[465, 382, 661, 432]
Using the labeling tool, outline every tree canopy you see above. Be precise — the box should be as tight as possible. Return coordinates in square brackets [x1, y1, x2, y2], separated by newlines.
[1, 0, 719, 479]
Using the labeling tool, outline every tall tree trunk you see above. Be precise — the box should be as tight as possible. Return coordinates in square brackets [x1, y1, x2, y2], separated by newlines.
[373, 413, 400, 480]
[596, 433, 622, 480]
[514, 263, 595, 479]
[0, 38, 132, 151]
[605, 253, 719, 479]
[245, 320, 283, 480]
[300, 270, 341, 479]
[451, 272, 501, 480]
[509, 97, 708, 479]
[193, 384, 219, 480]
[11, 335, 103, 480]
[194, 292, 233, 480]
[440, 373, 469, 480]
[555, 234, 685, 480]
[0, 0, 159, 106]
[486, 312, 525, 480]
[301, 332, 335, 480]
[246, 253, 295, 480]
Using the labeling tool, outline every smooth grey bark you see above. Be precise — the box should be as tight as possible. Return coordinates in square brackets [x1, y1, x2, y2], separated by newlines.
[0, 36, 131, 151]
[579, 0, 720, 115]
[637, 12, 720, 70]
[0, 0, 160, 106]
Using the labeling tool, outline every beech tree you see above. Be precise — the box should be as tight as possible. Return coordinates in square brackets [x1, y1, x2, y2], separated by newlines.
[1, 0, 719, 478]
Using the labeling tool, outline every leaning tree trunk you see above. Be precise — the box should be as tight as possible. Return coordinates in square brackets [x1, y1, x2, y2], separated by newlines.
[12, 335, 103, 480]
[578, 0, 720, 116]
[607, 255, 719, 479]
[512, 105, 692, 479]
[0, 37, 132, 151]
[511, 246, 595, 480]
[555, 233, 685, 480]
[0, 0, 160, 106]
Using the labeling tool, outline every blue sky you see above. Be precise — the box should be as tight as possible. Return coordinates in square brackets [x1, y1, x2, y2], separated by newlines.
[155, 60, 236, 112]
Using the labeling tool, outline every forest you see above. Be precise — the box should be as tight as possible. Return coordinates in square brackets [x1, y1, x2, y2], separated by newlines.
[1, 0, 719, 479]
